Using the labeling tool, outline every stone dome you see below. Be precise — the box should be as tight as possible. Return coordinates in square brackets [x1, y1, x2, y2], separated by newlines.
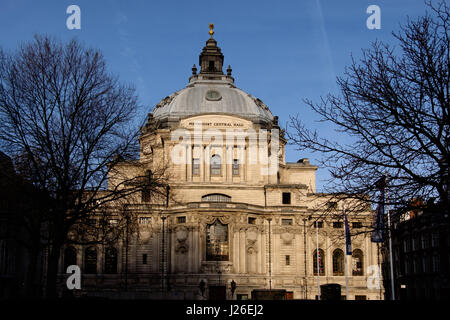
[151, 33, 274, 126]
[152, 79, 274, 125]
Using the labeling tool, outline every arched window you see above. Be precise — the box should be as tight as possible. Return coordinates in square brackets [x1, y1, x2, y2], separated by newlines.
[104, 247, 117, 274]
[352, 249, 364, 276]
[202, 193, 231, 202]
[84, 247, 97, 274]
[64, 246, 77, 271]
[210, 154, 221, 176]
[313, 249, 325, 275]
[332, 249, 344, 276]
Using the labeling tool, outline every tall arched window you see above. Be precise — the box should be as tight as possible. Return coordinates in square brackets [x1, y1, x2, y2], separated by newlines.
[64, 246, 77, 271]
[84, 247, 97, 274]
[332, 249, 344, 276]
[313, 249, 325, 275]
[352, 249, 364, 276]
[210, 154, 221, 176]
[104, 247, 118, 274]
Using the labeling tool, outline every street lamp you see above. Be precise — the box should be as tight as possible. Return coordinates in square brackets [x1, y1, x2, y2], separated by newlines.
[230, 280, 237, 299]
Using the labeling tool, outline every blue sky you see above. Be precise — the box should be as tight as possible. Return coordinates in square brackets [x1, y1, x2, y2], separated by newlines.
[0, 0, 429, 191]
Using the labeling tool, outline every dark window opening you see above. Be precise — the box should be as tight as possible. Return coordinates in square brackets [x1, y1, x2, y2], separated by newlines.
[314, 221, 323, 228]
[248, 217, 256, 224]
[202, 193, 231, 202]
[352, 222, 362, 228]
[177, 216, 186, 224]
[210, 154, 221, 176]
[84, 247, 97, 274]
[333, 249, 344, 276]
[333, 222, 343, 228]
[282, 192, 291, 204]
[285, 255, 290, 265]
[142, 254, 147, 265]
[208, 60, 215, 71]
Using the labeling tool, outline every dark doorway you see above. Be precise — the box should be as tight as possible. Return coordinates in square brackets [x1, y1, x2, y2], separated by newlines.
[209, 285, 226, 300]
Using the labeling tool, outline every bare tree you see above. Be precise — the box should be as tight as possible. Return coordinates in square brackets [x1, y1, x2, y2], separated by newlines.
[0, 35, 166, 298]
[288, 1, 449, 215]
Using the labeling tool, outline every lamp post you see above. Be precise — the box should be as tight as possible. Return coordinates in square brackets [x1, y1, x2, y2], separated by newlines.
[161, 215, 167, 292]
[230, 280, 236, 300]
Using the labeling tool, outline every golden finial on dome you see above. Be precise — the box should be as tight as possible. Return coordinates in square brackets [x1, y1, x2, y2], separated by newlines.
[209, 23, 214, 38]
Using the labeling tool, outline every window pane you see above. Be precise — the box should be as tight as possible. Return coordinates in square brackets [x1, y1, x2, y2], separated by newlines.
[210, 155, 221, 175]
[232, 159, 239, 175]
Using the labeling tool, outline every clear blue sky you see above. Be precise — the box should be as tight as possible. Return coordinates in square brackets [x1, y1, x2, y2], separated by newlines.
[0, 0, 429, 191]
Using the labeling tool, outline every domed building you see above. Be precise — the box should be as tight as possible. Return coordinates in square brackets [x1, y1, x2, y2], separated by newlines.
[59, 27, 383, 300]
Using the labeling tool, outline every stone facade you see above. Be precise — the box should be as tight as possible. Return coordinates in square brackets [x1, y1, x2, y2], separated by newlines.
[57, 32, 384, 300]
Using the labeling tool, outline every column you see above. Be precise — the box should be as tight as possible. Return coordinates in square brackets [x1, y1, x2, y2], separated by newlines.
[205, 145, 210, 182]
[199, 145, 204, 182]
[226, 145, 232, 182]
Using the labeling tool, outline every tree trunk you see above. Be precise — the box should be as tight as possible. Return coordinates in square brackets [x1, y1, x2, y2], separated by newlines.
[46, 241, 62, 299]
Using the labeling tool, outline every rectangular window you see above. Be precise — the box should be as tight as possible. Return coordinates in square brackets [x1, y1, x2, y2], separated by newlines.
[285, 255, 290, 265]
[282, 219, 293, 226]
[248, 217, 256, 225]
[352, 222, 362, 228]
[192, 158, 200, 175]
[139, 217, 151, 224]
[142, 254, 147, 265]
[177, 216, 186, 224]
[355, 295, 367, 300]
[282, 192, 291, 204]
[232, 159, 239, 175]
[333, 222, 343, 229]
[314, 221, 323, 228]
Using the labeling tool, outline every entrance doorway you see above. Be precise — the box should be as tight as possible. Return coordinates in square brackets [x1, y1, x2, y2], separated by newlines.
[209, 285, 226, 300]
